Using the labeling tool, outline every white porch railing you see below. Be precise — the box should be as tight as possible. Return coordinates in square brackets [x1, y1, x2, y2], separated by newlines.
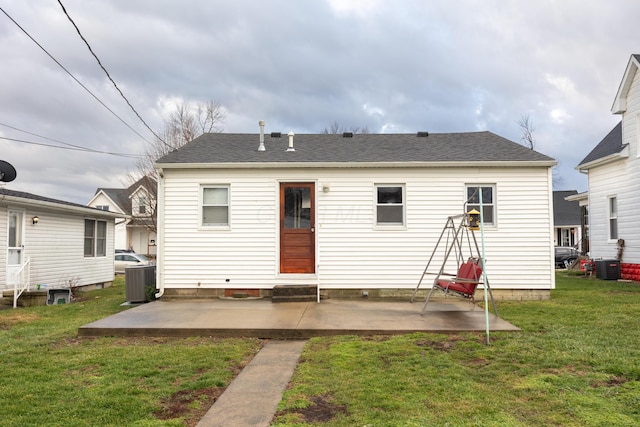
[13, 257, 31, 309]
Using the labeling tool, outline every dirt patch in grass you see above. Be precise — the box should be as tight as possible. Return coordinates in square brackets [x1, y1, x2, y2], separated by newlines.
[276, 394, 348, 424]
[414, 334, 465, 351]
[0, 312, 40, 329]
[154, 386, 224, 426]
[590, 376, 629, 388]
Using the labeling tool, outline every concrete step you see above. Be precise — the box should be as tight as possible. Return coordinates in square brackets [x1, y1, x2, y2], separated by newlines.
[272, 285, 317, 303]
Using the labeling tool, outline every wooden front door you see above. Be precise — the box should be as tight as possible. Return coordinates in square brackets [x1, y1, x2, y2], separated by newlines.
[280, 182, 315, 273]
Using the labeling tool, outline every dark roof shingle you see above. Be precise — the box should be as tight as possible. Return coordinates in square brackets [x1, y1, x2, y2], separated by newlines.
[553, 190, 580, 226]
[0, 188, 111, 214]
[578, 122, 625, 167]
[156, 132, 555, 166]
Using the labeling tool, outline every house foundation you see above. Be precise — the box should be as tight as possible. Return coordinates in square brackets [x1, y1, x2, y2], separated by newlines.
[160, 287, 550, 301]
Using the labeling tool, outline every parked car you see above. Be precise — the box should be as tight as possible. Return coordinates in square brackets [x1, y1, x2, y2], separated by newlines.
[114, 253, 153, 274]
[555, 246, 579, 268]
[115, 248, 135, 254]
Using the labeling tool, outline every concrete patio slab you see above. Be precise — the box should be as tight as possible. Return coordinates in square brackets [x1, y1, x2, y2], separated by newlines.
[78, 298, 519, 338]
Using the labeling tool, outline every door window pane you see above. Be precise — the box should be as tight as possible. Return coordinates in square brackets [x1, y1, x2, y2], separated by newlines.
[9, 212, 22, 247]
[284, 187, 311, 229]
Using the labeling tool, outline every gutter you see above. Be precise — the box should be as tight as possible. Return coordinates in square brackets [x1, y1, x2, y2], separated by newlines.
[156, 160, 558, 170]
[154, 168, 165, 299]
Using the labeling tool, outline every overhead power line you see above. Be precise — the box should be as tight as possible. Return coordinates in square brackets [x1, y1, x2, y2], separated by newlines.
[56, 0, 171, 150]
[0, 134, 143, 158]
[0, 5, 155, 148]
[0, 121, 142, 158]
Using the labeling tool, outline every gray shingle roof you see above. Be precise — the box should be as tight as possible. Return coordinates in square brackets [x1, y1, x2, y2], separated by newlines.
[578, 122, 625, 167]
[94, 176, 157, 213]
[553, 190, 580, 226]
[95, 187, 130, 212]
[156, 132, 555, 166]
[0, 188, 113, 214]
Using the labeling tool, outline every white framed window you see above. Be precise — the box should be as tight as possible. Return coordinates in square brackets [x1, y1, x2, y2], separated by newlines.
[138, 197, 146, 214]
[608, 196, 618, 240]
[84, 219, 107, 257]
[202, 185, 230, 227]
[465, 184, 496, 226]
[375, 184, 405, 226]
[95, 205, 109, 211]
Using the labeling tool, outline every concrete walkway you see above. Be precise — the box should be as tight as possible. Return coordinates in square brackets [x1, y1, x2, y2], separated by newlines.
[196, 340, 307, 427]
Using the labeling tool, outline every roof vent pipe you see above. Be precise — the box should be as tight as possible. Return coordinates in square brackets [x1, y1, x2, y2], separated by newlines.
[258, 120, 266, 151]
[287, 131, 295, 152]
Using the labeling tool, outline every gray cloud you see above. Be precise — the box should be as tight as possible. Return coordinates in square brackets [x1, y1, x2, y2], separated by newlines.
[1, 0, 638, 202]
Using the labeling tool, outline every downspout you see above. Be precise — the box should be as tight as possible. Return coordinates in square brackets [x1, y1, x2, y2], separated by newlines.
[154, 168, 165, 299]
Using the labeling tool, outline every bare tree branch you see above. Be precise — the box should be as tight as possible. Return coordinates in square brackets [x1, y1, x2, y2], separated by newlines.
[127, 100, 225, 233]
[321, 121, 370, 134]
[517, 113, 535, 150]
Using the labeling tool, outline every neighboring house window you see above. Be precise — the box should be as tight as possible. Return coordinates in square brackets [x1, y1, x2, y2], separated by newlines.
[609, 196, 618, 240]
[96, 205, 109, 211]
[138, 197, 146, 214]
[465, 185, 495, 226]
[84, 219, 107, 257]
[202, 186, 229, 226]
[376, 184, 405, 226]
[637, 114, 640, 158]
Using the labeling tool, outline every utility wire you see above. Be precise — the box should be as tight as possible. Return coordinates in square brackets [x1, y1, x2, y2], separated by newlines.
[0, 5, 155, 148]
[0, 121, 142, 158]
[57, 0, 171, 150]
[0, 135, 142, 158]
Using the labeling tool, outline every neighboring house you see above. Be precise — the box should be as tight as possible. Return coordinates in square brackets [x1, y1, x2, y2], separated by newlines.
[552, 190, 582, 251]
[0, 187, 121, 296]
[577, 54, 640, 281]
[153, 128, 557, 301]
[564, 191, 589, 254]
[87, 176, 157, 257]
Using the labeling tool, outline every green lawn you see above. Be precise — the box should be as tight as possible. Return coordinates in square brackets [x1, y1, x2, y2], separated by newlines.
[274, 272, 640, 426]
[0, 278, 263, 426]
[1, 273, 639, 426]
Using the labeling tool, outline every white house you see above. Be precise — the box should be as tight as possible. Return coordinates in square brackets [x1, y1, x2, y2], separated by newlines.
[1, 188, 121, 300]
[577, 54, 640, 281]
[154, 127, 557, 301]
[87, 176, 157, 257]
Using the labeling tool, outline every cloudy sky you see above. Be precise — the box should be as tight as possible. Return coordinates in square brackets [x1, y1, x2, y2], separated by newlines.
[1, 0, 639, 204]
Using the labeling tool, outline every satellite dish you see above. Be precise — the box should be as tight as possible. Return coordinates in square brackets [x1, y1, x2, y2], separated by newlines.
[0, 160, 17, 182]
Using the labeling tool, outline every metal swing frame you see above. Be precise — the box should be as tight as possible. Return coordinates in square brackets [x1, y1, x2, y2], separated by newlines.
[410, 213, 498, 316]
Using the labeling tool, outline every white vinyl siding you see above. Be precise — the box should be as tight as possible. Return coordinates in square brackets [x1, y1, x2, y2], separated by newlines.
[159, 166, 554, 292]
[0, 208, 115, 292]
[586, 64, 640, 264]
